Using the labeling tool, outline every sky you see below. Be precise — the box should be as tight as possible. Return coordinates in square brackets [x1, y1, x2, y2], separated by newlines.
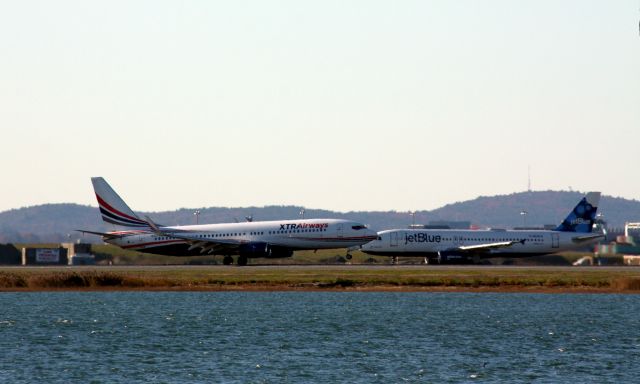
[1, 1, 639, 213]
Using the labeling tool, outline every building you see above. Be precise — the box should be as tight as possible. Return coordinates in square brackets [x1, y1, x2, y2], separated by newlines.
[61, 243, 95, 265]
[22, 247, 68, 265]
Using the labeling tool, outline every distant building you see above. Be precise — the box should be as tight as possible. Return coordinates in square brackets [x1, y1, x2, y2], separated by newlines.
[0, 244, 21, 265]
[62, 243, 95, 265]
[22, 247, 68, 265]
[408, 224, 451, 230]
[427, 221, 471, 229]
[625, 222, 640, 241]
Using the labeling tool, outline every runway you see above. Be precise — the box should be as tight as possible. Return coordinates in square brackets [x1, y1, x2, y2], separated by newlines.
[2, 264, 636, 272]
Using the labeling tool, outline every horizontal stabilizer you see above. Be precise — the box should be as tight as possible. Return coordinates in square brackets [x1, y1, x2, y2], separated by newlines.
[76, 229, 126, 239]
[572, 233, 605, 243]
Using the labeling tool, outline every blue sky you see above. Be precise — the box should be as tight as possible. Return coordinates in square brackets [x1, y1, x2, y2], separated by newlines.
[1, 1, 639, 213]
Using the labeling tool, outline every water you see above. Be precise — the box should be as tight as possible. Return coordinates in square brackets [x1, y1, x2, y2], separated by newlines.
[0, 292, 639, 383]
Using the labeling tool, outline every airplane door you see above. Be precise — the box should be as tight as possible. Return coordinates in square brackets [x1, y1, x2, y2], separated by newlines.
[336, 223, 344, 238]
[551, 233, 560, 248]
[390, 232, 399, 247]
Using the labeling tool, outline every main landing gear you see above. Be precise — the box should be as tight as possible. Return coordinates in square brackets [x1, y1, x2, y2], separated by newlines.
[222, 255, 249, 266]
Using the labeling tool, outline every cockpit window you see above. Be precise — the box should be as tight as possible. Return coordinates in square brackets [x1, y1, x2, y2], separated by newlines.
[352, 225, 367, 230]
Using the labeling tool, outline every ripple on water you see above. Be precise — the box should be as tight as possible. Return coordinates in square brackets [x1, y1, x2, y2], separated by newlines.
[0, 292, 638, 383]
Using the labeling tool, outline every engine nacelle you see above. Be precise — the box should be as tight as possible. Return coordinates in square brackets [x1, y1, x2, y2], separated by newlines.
[267, 246, 294, 259]
[238, 242, 269, 257]
[437, 252, 473, 265]
[238, 243, 293, 259]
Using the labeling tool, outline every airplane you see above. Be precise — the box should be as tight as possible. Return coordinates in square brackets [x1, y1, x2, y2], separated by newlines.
[80, 177, 378, 265]
[359, 192, 605, 264]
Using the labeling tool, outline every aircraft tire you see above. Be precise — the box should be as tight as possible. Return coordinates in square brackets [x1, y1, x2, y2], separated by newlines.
[237, 255, 248, 266]
[223, 256, 233, 265]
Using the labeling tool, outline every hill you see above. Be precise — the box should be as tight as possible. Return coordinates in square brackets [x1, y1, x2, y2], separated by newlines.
[0, 191, 638, 243]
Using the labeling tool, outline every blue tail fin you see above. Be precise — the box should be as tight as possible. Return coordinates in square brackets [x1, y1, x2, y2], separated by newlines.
[554, 192, 601, 233]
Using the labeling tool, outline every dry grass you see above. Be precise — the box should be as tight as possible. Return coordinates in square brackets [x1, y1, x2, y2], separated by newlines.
[610, 277, 640, 291]
[1, 266, 640, 292]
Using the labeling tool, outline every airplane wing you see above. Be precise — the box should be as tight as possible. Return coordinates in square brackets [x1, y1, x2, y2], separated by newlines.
[453, 239, 525, 253]
[163, 232, 245, 254]
[571, 233, 605, 243]
[145, 216, 246, 254]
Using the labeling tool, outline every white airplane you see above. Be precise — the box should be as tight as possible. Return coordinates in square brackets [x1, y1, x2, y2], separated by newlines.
[81, 177, 377, 265]
[360, 192, 604, 264]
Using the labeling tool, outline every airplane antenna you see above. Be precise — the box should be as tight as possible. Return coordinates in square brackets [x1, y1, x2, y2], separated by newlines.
[409, 211, 416, 226]
[520, 210, 528, 227]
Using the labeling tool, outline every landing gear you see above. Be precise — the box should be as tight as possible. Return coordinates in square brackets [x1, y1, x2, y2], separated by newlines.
[237, 255, 248, 266]
[391, 256, 398, 265]
[346, 253, 353, 260]
[223, 255, 233, 265]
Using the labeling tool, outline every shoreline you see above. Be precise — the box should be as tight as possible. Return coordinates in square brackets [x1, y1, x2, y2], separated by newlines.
[1, 286, 635, 294]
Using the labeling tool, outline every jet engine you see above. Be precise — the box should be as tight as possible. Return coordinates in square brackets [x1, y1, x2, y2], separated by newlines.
[436, 252, 473, 265]
[238, 243, 293, 259]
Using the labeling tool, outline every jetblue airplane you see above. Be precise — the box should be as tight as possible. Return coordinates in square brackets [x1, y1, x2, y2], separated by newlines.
[360, 192, 604, 264]
[81, 177, 377, 265]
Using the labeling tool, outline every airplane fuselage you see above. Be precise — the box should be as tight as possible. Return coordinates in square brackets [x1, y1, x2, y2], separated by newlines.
[361, 228, 601, 259]
[106, 218, 377, 257]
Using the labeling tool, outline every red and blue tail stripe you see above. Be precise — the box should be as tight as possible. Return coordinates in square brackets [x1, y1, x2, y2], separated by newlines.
[96, 193, 150, 228]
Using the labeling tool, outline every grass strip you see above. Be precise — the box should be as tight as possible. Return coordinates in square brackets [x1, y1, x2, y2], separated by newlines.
[1, 266, 640, 292]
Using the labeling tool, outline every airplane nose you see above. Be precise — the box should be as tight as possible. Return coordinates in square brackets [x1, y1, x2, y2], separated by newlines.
[361, 238, 375, 250]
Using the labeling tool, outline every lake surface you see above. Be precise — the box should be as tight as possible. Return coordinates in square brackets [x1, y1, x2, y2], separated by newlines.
[0, 292, 638, 383]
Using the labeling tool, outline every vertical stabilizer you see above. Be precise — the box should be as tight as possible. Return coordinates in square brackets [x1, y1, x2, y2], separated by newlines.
[91, 177, 149, 228]
[554, 192, 601, 233]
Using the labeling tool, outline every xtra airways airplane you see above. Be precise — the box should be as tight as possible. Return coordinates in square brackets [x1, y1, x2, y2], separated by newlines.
[81, 177, 377, 265]
[360, 192, 604, 264]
